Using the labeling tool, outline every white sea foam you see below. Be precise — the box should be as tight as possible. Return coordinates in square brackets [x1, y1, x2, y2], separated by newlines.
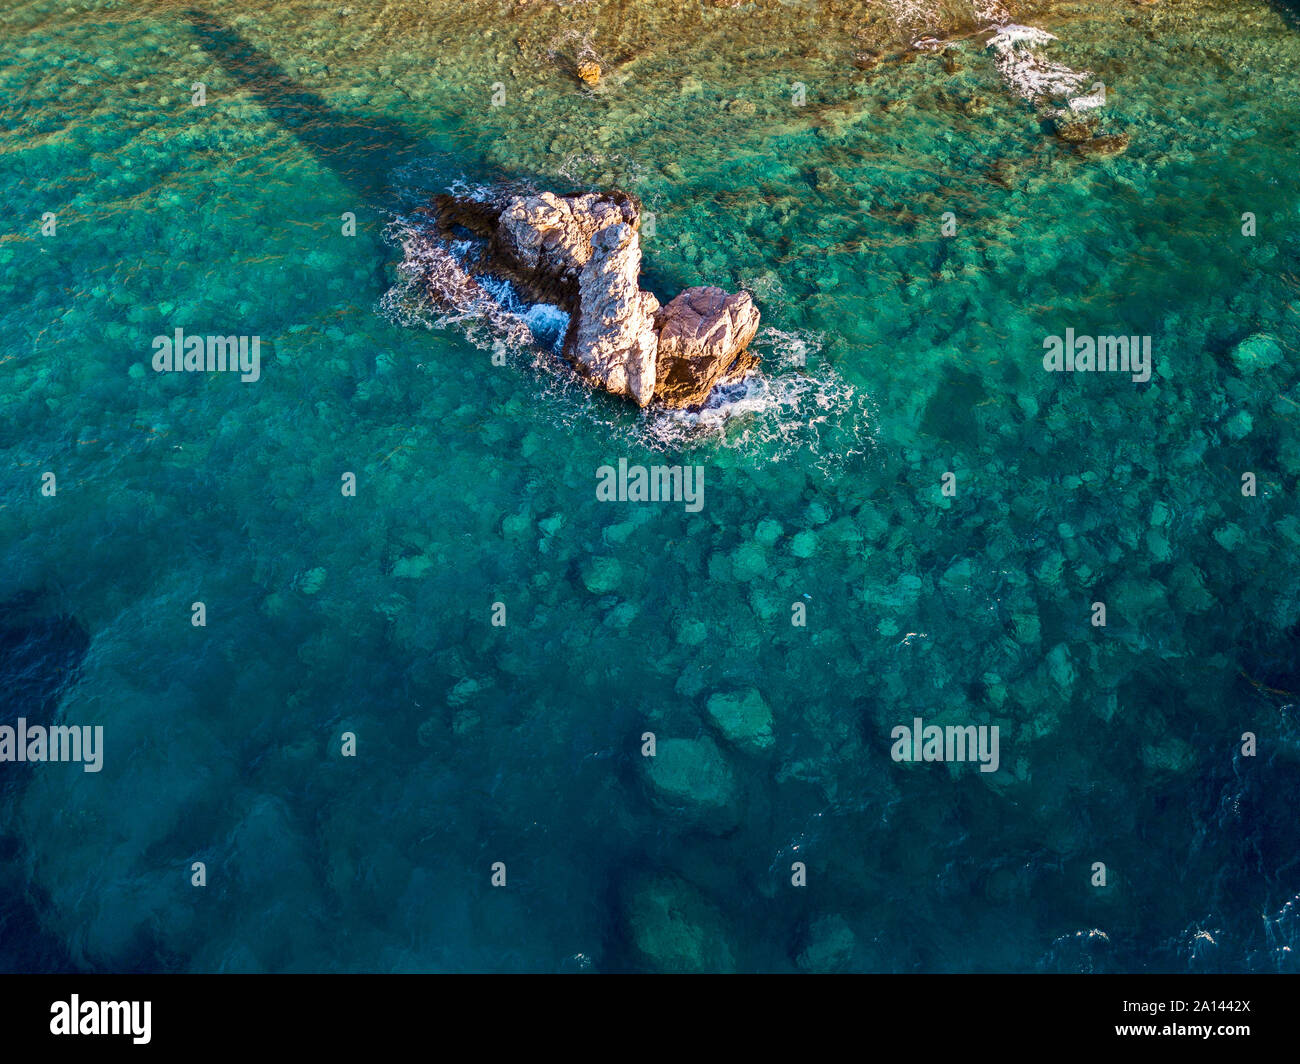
[380, 199, 866, 466]
[991, 23, 1055, 47]
[641, 327, 871, 470]
[522, 302, 570, 351]
[378, 213, 539, 352]
[986, 23, 1093, 104]
[444, 177, 497, 202]
[1065, 84, 1106, 113]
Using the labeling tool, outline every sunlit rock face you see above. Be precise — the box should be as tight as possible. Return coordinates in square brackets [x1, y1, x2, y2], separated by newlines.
[567, 199, 661, 407]
[425, 187, 759, 408]
[653, 286, 761, 409]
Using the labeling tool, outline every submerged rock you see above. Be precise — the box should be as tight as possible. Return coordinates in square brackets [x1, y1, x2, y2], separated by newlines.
[642, 736, 740, 830]
[1054, 115, 1099, 143]
[625, 875, 736, 972]
[796, 914, 856, 971]
[1141, 736, 1198, 775]
[418, 187, 760, 408]
[1076, 133, 1130, 158]
[1230, 333, 1282, 373]
[704, 688, 775, 753]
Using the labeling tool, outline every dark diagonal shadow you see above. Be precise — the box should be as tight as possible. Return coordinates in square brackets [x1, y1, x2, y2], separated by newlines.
[183, 7, 440, 204]
[1268, 0, 1300, 28]
[0, 591, 89, 973]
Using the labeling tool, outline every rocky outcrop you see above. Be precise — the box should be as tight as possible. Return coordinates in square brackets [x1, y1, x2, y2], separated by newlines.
[654, 287, 761, 408]
[494, 191, 631, 308]
[417, 187, 759, 409]
[571, 208, 661, 406]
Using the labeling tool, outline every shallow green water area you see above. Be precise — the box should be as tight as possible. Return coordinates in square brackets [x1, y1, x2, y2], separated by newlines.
[1, 0, 1299, 971]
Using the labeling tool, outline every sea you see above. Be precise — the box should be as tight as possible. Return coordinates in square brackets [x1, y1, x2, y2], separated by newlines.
[1, 0, 1299, 972]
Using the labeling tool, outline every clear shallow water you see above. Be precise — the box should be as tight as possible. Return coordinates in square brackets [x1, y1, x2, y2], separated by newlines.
[1, 0, 1299, 972]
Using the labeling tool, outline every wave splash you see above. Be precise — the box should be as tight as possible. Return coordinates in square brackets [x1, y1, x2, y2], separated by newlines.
[642, 327, 871, 468]
[377, 180, 867, 465]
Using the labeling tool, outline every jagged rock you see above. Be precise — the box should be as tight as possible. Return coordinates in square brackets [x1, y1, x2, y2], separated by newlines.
[495, 191, 631, 308]
[571, 211, 660, 406]
[421, 188, 760, 408]
[653, 286, 761, 408]
[433, 189, 659, 404]
[431, 190, 627, 311]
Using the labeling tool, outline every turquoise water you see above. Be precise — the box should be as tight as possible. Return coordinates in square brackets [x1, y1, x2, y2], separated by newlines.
[2, 0, 1299, 971]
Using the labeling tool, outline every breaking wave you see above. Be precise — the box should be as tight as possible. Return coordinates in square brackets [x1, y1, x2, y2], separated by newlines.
[642, 326, 872, 469]
[377, 187, 869, 467]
